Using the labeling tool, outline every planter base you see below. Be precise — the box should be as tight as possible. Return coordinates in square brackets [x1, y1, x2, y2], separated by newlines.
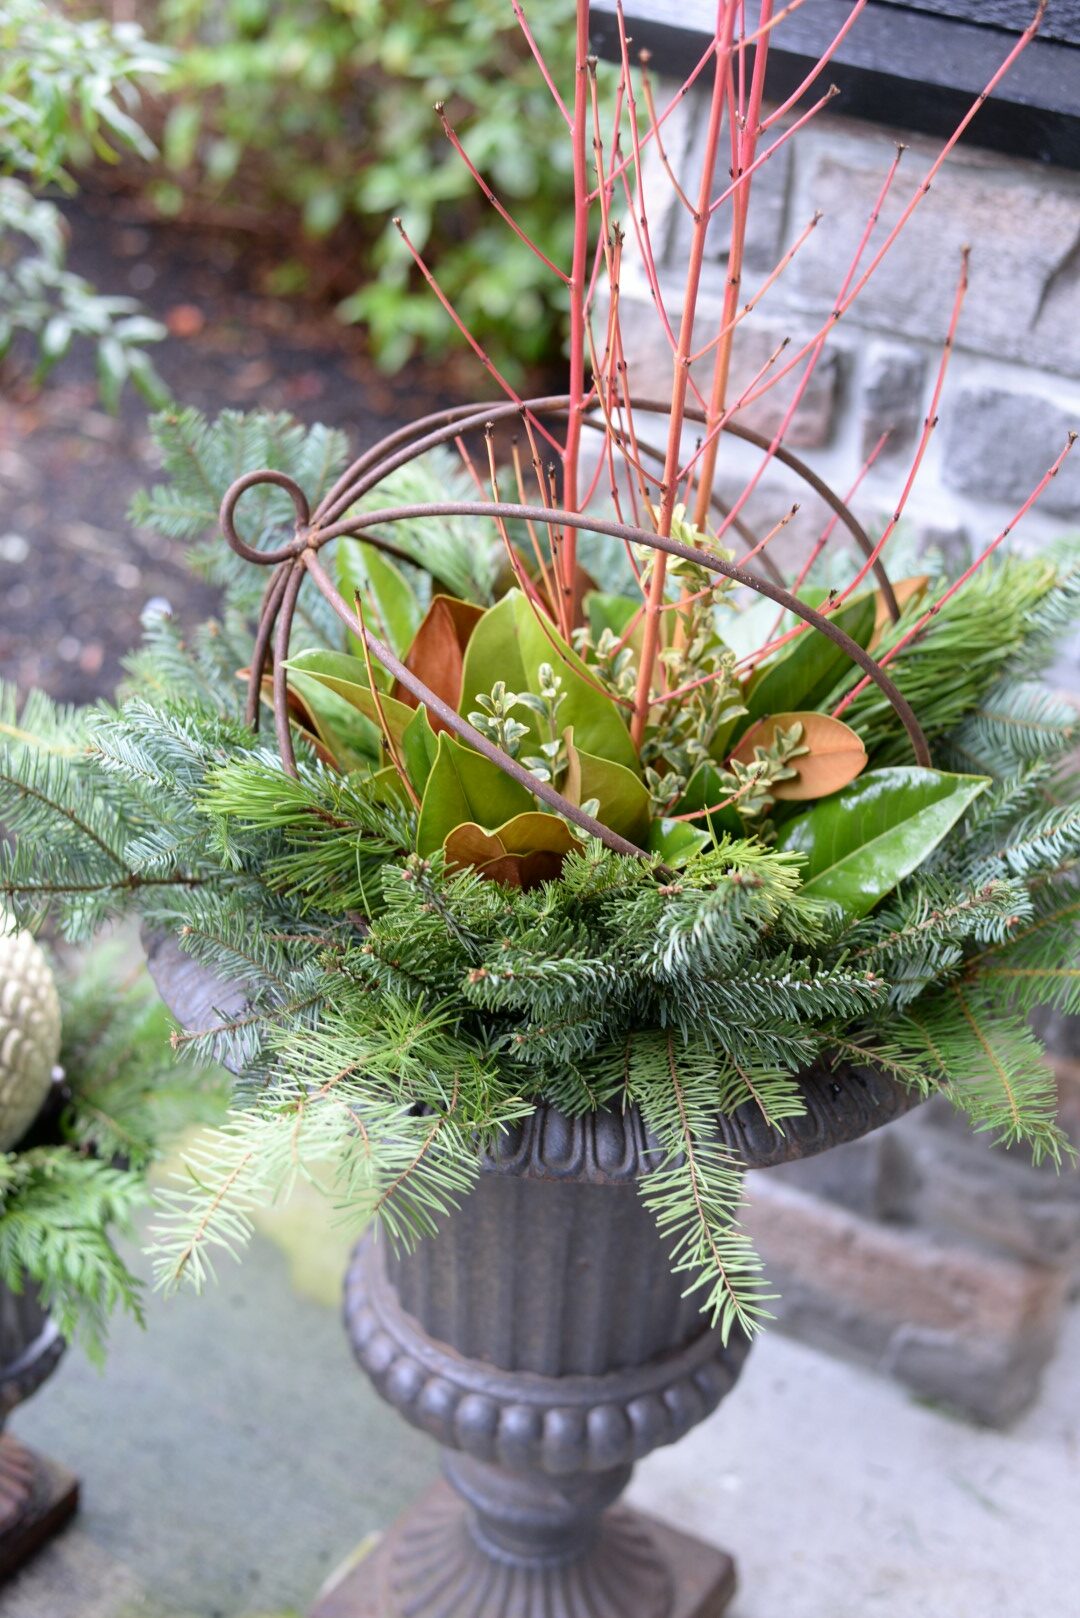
[310, 1479, 735, 1618]
[0, 1434, 78, 1582]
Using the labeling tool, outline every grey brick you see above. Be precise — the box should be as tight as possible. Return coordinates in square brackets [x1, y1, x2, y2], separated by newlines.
[667, 104, 793, 280]
[788, 142, 1080, 378]
[860, 342, 926, 460]
[941, 387, 1080, 516]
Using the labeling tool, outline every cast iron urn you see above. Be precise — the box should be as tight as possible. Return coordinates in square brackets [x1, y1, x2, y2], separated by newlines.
[148, 932, 922, 1618]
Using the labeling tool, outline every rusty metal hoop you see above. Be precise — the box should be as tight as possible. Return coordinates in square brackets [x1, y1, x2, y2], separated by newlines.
[217, 403, 929, 855]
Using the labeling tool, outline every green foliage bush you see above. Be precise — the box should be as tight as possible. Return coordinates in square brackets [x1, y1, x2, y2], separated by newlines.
[0, 0, 169, 403]
[150, 0, 587, 372]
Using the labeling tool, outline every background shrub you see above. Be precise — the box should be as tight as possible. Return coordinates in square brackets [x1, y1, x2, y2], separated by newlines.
[147, 0, 589, 375]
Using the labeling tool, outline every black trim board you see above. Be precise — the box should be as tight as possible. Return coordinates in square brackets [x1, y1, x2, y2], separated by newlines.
[590, 1, 1080, 167]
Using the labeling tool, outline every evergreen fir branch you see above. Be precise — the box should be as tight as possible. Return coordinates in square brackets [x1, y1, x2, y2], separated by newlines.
[0, 679, 86, 754]
[845, 877, 1029, 1004]
[130, 409, 350, 630]
[0, 1151, 145, 1361]
[0, 749, 129, 869]
[352, 448, 498, 604]
[824, 1033, 936, 1097]
[1005, 541, 1080, 673]
[969, 883, 1080, 978]
[900, 987, 1072, 1164]
[199, 756, 410, 915]
[58, 948, 227, 1168]
[634, 1032, 775, 1341]
[975, 965, 1080, 1016]
[830, 554, 1066, 764]
[947, 679, 1078, 777]
[991, 804, 1080, 881]
[463, 931, 622, 1019]
[168, 974, 327, 1071]
[616, 842, 816, 981]
[684, 957, 885, 1029]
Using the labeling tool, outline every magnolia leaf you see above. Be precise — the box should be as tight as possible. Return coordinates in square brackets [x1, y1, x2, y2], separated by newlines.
[730, 712, 867, 801]
[740, 591, 876, 733]
[444, 813, 575, 889]
[494, 812, 578, 857]
[870, 574, 931, 650]
[586, 591, 640, 641]
[416, 733, 534, 855]
[283, 649, 415, 751]
[367, 765, 414, 808]
[338, 538, 422, 658]
[537, 563, 599, 627]
[391, 594, 485, 722]
[401, 705, 439, 797]
[246, 669, 350, 772]
[648, 818, 711, 867]
[445, 812, 575, 864]
[458, 593, 542, 751]
[511, 591, 639, 771]
[474, 849, 568, 889]
[777, 766, 990, 917]
[281, 667, 381, 773]
[564, 738, 650, 842]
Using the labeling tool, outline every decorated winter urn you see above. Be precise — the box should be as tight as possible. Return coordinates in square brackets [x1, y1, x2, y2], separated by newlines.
[147, 929, 921, 1618]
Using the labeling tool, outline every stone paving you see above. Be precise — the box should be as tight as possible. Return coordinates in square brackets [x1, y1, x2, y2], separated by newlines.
[4, 1183, 1077, 1618]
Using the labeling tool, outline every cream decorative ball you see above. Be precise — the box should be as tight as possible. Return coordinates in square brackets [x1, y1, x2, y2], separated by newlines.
[0, 916, 62, 1152]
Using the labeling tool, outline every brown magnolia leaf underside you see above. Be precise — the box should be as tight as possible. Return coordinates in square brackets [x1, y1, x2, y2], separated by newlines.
[391, 595, 486, 727]
[444, 812, 578, 890]
[731, 711, 867, 800]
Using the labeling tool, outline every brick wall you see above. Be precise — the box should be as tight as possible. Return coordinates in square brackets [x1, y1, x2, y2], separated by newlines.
[618, 99, 1080, 688]
[616, 94, 1080, 1422]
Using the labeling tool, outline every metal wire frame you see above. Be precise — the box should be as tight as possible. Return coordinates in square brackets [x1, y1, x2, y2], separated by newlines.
[219, 398, 929, 861]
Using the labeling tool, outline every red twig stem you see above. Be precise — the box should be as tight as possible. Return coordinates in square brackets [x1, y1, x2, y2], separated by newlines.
[758, 0, 869, 131]
[511, 0, 572, 126]
[631, 0, 739, 750]
[392, 219, 562, 456]
[834, 430, 1077, 717]
[691, 0, 775, 538]
[436, 104, 571, 283]
[561, 0, 595, 612]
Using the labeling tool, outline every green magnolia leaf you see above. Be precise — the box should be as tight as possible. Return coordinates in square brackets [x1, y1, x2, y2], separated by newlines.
[416, 733, 535, 855]
[739, 592, 877, 735]
[648, 818, 712, 867]
[367, 765, 414, 808]
[338, 538, 422, 659]
[458, 593, 542, 751]
[283, 649, 415, 750]
[564, 740, 650, 843]
[401, 705, 439, 797]
[511, 592, 639, 771]
[282, 669, 381, 772]
[777, 766, 990, 917]
[586, 591, 641, 641]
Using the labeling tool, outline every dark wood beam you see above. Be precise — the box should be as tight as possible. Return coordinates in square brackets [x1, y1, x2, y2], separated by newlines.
[590, 0, 1080, 168]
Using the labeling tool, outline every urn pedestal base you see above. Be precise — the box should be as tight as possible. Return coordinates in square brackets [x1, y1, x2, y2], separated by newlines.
[0, 1434, 79, 1583]
[309, 1479, 735, 1618]
[317, 1230, 747, 1618]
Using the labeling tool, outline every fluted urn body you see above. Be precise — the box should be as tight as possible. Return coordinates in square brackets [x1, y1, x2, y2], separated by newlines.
[342, 1105, 750, 1618]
